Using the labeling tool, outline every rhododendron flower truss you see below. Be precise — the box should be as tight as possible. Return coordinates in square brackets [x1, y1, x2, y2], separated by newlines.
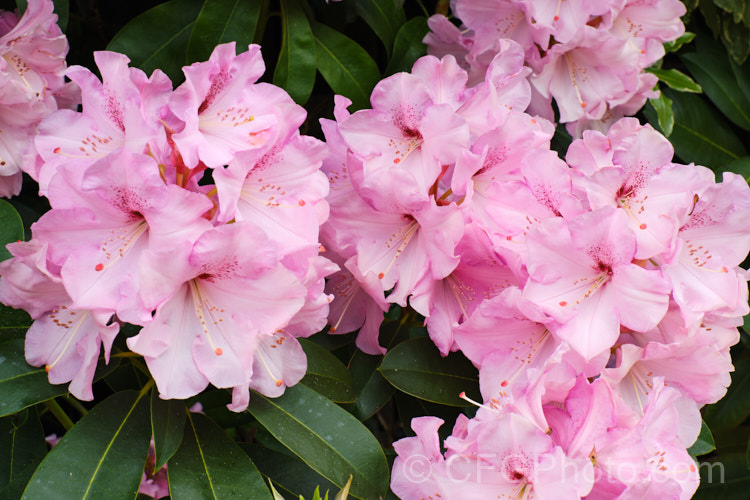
[425, 0, 687, 131]
[0, 42, 333, 409]
[0, 0, 76, 197]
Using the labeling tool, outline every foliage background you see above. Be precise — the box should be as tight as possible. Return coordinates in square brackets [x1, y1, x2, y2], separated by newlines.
[1, 0, 750, 498]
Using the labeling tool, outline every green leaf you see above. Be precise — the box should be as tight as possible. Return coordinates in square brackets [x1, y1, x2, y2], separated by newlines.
[688, 420, 716, 457]
[379, 337, 480, 406]
[168, 411, 270, 499]
[664, 32, 696, 52]
[730, 55, 750, 105]
[274, 0, 315, 105]
[186, 0, 264, 63]
[107, 0, 204, 83]
[312, 22, 381, 111]
[647, 67, 702, 93]
[648, 92, 675, 137]
[704, 358, 750, 431]
[0, 304, 31, 340]
[352, 0, 406, 53]
[150, 389, 186, 471]
[0, 337, 121, 418]
[346, 350, 393, 421]
[241, 444, 337, 499]
[0, 200, 23, 262]
[0, 339, 68, 417]
[22, 390, 151, 499]
[723, 13, 750, 64]
[681, 34, 750, 130]
[0, 409, 46, 497]
[299, 339, 355, 403]
[385, 16, 429, 76]
[643, 88, 747, 171]
[248, 384, 390, 500]
[715, 0, 750, 26]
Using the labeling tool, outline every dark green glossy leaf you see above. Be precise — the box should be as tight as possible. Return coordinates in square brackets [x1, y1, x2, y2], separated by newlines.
[0, 305, 31, 341]
[0, 409, 46, 498]
[648, 92, 674, 137]
[379, 337, 480, 406]
[248, 384, 390, 500]
[352, 0, 406, 53]
[681, 34, 750, 130]
[0, 339, 67, 418]
[107, 0, 204, 83]
[664, 32, 695, 52]
[346, 350, 393, 421]
[150, 389, 185, 471]
[187, 0, 263, 63]
[0, 336, 120, 417]
[385, 16, 429, 76]
[312, 22, 380, 111]
[695, 453, 750, 499]
[299, 339, 355, 403]
[647, 67, 702, 93]
[643, 88, 746, 170]
[168, 411, 270, 499]
[274, 0, 315, 104]
[688, 420, 716, 457]
[0, 200, 23, 262]
[704, 358, 750, 431]
[241, 444, 337, 499]
[22, 390, 151, 499]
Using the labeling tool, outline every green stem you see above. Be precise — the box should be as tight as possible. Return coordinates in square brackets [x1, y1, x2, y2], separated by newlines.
[139, 378, 155, 398]
[45, 399, 74, 431]
[65, 396, 89, 417]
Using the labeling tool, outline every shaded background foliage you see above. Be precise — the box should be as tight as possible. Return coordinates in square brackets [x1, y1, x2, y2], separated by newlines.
[1, 0, 750, 498]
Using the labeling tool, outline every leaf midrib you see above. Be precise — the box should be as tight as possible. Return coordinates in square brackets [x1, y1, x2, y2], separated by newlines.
[81, 392, 146, 499]
[253, 393, 382, 498]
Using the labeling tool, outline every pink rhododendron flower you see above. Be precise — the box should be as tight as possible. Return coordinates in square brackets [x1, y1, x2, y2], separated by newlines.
[0, 240, 117, 400]
[524, 208, 671, 360]
[392, 411, 594, 499]
[2, 43, 333, 411]
[424, 0, 686, 131]
[0, 0, 76, 197]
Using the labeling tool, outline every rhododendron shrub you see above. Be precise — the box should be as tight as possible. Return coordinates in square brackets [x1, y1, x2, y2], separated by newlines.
[1, 1, 750, 499]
